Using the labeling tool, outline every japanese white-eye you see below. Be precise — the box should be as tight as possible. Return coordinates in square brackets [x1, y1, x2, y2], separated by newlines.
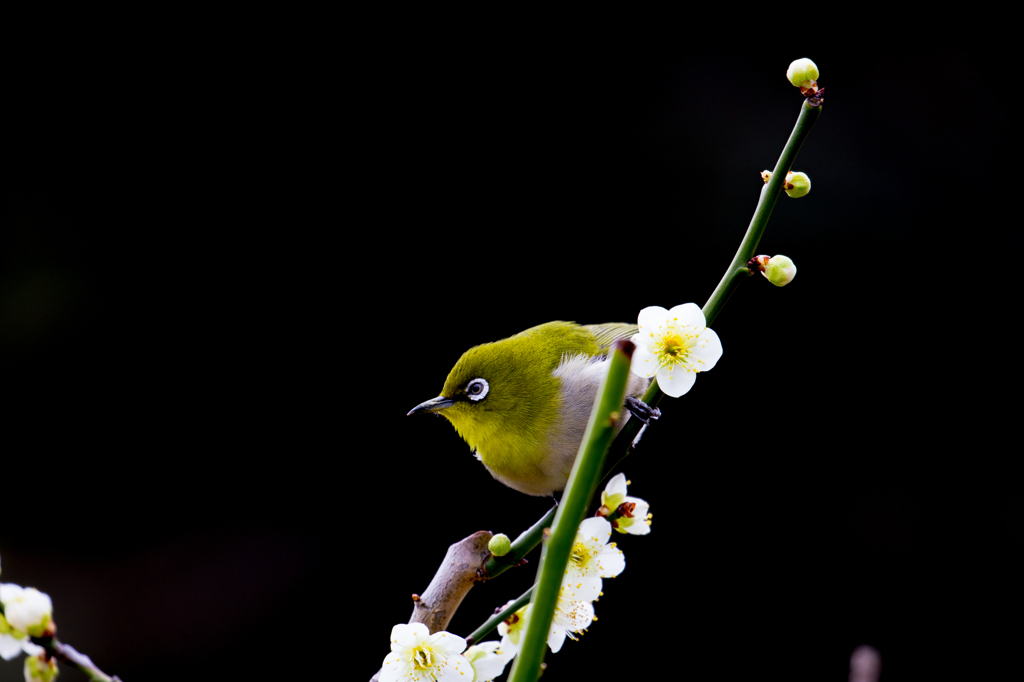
[408, 321, 651, 497]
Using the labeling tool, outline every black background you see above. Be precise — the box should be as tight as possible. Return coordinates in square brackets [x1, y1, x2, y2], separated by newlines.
[1, 30, 1016, 682]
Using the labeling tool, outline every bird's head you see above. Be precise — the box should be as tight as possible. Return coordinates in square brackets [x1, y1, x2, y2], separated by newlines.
[407, 324, 576, 448]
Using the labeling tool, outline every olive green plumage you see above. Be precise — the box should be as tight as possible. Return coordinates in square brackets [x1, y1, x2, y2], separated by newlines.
[409, 321, 647, 496]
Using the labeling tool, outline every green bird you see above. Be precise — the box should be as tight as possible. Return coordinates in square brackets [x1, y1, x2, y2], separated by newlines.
[408, 321, 657, 497]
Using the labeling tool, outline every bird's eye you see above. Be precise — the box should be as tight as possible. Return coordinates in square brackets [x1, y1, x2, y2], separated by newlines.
[466, 378, 489, 401]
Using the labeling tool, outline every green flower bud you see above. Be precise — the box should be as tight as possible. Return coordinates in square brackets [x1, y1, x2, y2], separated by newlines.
[786, 58, 819, 88]
[763, 255, 797, 287]
[783, 171, 811, 198]
[488, 533, 511, 557]
[25, 655, 59, 682]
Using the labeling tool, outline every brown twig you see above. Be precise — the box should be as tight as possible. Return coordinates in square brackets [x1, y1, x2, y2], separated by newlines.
[369, 530, 493, 682]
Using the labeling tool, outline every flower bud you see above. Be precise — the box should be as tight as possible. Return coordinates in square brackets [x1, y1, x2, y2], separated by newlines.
[24, 654, 59, 682]
[488, 534, 511, 557]
[786, 58, 819, 88]
[783, 171, 811, 198]
[763, 255, 797, 286]
[760, 170, 772, 183]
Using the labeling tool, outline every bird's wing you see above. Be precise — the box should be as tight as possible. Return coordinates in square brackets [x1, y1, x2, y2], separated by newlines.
[584, 323, 639, 353]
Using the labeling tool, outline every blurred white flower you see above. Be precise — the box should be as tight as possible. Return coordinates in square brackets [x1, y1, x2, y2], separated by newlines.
[1, 585, 52, 639]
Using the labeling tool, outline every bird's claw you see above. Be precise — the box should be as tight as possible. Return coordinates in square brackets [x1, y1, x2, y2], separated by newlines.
[624, 397, 661, 425]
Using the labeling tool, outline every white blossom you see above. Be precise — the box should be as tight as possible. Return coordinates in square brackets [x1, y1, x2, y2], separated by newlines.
[463, 640, 513, 682]
[380, 623, 470, 682]
[497, 602, 529, 657]
[630, 303, 723, 397]
[566, 517, 624, 585]
[1, 585, 52, 638]
[598, 473, 652, 535]
[546, 584, 597, 654]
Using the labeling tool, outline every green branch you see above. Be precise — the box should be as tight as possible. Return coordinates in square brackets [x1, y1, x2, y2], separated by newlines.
[508, 340, 635, 682]
[611, 98, 822, 451]
[463, 97, 823, 657]
[704, 98, 822, 321]
[466, 586, 533, 646]
[482, 507, 556, 580]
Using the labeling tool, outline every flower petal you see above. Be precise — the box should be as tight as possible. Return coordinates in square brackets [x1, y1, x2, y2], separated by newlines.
[379, 651, 405, 682]
[562, 574, 602, 603]
[577, 517, 612, 545]
[627, 520, 651, 535]
[436, 655, 473, 682]
[21, 641, 43, 657]
[428, 630, 468, 656]
[637, 306, 670, 339]
[0, 584, 23, 602]
[562, 599, 595, 632]
[595, 545, 625, 578]
[630, 340, 660, 378]
[391, 622, 428, 649]
[547, 626, 567, 654]
[657, 364, 697, 397]
[605, 473, 627, 498]
[0, 635, 23, 661]
[470, 649, 509, 681]
[690, 327, 723, 371]
[667, 303, 705, 329]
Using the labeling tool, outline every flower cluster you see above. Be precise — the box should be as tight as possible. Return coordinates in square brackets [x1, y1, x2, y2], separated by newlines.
[380, 475, 651, 678]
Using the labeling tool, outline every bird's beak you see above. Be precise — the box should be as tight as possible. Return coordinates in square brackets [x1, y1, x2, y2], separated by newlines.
[407, 396, 457, 416]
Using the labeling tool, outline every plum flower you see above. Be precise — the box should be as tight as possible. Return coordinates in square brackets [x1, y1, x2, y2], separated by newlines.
[0, 620, 42, 662]
[630, 303, 723, 397]
[565, 517, 624, 588]
[0, 584, 46, 662]
[463, 640, 514, 682]
[380, 623, 470, 682]
[497, 602, 530, 657]
[598, 474, 651, 535]
[547, 584, 598, 653]
[497, 583, 597, 657]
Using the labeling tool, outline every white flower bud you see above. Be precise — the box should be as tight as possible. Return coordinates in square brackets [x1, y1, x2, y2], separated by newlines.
[783, 171, 811, 198]
[760, 170, 772, 183]
[0, 586, 52, 637]
[24, 654, 59, 682]
[488, 534, 511, 557]
[786, 58, 819, 88]
[763, 255, 797, 287]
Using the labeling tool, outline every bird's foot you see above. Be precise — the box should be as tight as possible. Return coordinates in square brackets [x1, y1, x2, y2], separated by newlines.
[624, 397, 661, 425]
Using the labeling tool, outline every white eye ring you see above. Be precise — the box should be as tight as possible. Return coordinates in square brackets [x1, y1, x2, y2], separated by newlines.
[466, 378, 489, 401]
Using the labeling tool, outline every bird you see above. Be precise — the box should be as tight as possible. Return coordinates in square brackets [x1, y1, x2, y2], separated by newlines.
[407, 321, 656, 497]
